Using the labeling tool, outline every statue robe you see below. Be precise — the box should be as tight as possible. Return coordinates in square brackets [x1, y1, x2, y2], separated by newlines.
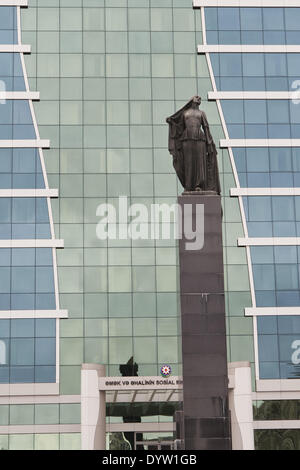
[166, 99, 221, 194]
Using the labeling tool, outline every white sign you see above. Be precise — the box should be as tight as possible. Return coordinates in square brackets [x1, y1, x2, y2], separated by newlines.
[99, 376, 183, 391]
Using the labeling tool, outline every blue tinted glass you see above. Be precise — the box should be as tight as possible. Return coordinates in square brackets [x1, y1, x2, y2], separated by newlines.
[274, 246, 297, 264]
[0, 267, 10, 293]
[12, 198, 35, 223]
[11, 267, 35, 293]
[36, 224, 51, 239]
[206, 31, 218, 44]
[286, 32, 300, 45]
[285, 8, 300, 31]
[13, 77, 26, 91]
[11, 319, 34, 338]
[243, 77, 266, 91]
[0, 294, 10, 310]
[266, 77, 288, 91]
[258, 335, 279, 361]
[259, 362, 280, 379]
[10, 338, 34, 366]
[263, 31, 286, 45]
[246, 148, 269, 172]
[13, 174, 36, 189]
[272, 197, 294, 221]
[238, 173, 247, 186]
[291, 125, 300, 139]
[233, 148, 246, 171]
[35, 366, 56, 383]
[248, 197, 271, 221]
[271, 173, 294, 187]
[280, 362, 300, 379]
[263, 8, 284, 30]
[36, 267, 55, 293]
[278, 316, 300, 334]
[277, 291, 300, 306]
[13, 102, 32, 125]
[0, 31, 14, 44]
[13, 55, 23, 77]
[219, 31, 241, 44]
[287, 55, 300, 76]
[0, 319, 56, 383]
[220, 54, 242, 76]
[240, 8, 262, 30]
[241, 31, 263, 45]
[290, 102, 300, 124]
[257, 316, 277, 334]
[11, 293, 34, 310]
[275, 265, 299, 290]
[246, 124, 267, 139]
[295, 174, 300, 187]
[265, 54, 286, 76]
[218, 8, 240, 30]
[253, 265, 275, 290]
[205, 8, 218, 30]
[36, 174, 45, 189]
[247, 222, 273, 237]
[251, 246, 273, 264]
[0, 224, 12, 239]
[256, 291, 277, 307]
[10, 367, 34, 383]
[35, 319, 56, 337]
[270, 148, 292, 171]
[36, 248, 52, 266]
[210, 54, 219, 75]
[242, 54, 264, 76]
[13, 125, 36, 139]
[36, 199, 49, 223]
[0, 320, 10, 338]
[0, 149, 12, 172]
[0, 54, 13, 77]
[0, 7, 15, 30]
[12, 224, 35, 239]
[35, 293, 56, 309]
[0, 248, 10, 266]
[228, 124, 244, 138]
[273, 221, 296, 237]
[268, 101, 289, 124]
[0, 102, 12, 124]
[221, 100, 243, 123]
[13, 149, 37, 173]
[35, 338, 56, 365]
[220, 77, 243, 91]
[12, 248, 35, 266]
[245, 101, 267, 124]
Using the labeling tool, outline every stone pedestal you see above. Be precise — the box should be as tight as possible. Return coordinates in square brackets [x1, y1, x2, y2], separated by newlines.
[178, 194, 231, 450]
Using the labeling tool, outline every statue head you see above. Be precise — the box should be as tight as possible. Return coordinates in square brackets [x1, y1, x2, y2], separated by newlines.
[192, 95, 201, 106]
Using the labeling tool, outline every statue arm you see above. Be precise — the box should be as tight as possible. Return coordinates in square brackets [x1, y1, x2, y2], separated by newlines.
[201, 111, 214, 146]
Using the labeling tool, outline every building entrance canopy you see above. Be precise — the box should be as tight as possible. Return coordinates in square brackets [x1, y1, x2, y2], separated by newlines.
[99, 376, 183, 404]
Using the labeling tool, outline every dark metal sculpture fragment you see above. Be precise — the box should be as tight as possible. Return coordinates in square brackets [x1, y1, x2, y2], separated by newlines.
[166, 96, 221, 194]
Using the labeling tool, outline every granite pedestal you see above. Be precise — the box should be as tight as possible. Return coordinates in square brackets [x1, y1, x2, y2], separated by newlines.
[178, 194, 231, 450]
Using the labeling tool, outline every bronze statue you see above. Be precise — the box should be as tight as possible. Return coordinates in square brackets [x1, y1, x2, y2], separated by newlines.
[166, 96, 221, 194]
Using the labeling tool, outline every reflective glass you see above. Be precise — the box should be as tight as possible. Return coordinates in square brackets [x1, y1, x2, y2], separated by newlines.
[0, 319, 56, 383]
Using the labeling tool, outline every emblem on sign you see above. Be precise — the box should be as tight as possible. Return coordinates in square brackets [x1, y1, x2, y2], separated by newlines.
[160, 365, 172, 378]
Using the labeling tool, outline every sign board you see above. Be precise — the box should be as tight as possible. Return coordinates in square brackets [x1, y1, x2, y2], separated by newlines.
[99, 376, 183, 391]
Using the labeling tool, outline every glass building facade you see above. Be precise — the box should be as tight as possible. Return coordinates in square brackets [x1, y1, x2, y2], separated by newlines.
[0, 0, 298, 450]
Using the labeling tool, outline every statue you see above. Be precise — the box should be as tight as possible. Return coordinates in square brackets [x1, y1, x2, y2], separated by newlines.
[166, 96, 221, 194]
